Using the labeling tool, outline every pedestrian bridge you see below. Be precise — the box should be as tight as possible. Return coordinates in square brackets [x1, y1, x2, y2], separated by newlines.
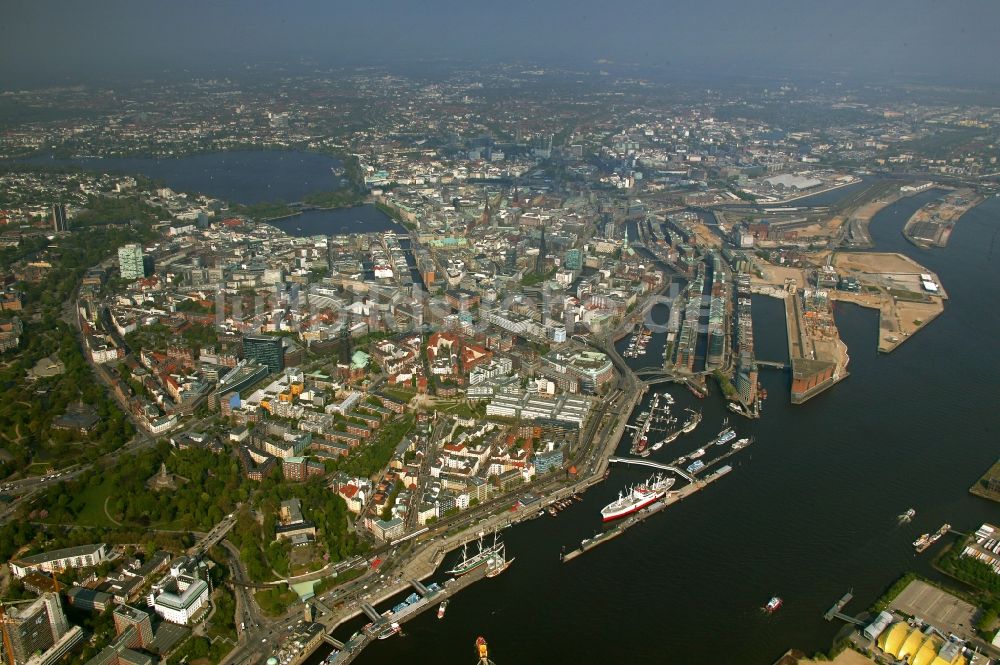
[608, 457, 695, 483]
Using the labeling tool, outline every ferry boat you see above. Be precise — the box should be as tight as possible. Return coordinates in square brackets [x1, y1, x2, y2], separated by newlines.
[437, 600, 448, 619]
[689, 448, 706, 459]
[714, 425, 736, 446]
[728, 401, 753, 417]
[600, 474, 675, 522]
[686, 460, 706, 474]
[377, 622, 401, 639]
[764, 596, 783, 613]
[446, 533, 504, 576]
[731, 437, 752, 450]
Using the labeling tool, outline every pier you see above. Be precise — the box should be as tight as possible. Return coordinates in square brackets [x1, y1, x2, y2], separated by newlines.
[327, 563, 492, 664]
[562, 465, 733, 563]
[824, 591, 865, 625]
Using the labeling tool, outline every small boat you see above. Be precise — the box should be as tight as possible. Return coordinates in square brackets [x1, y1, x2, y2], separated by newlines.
[897, 508, 916, 523]
[377, 621, 401, 639]
[764, 596, 783, 613]
[437, 600, 448, 619]
[689, 448, 706, 459]
[731, 437, 751, 450]
[476, 636, 489, 663]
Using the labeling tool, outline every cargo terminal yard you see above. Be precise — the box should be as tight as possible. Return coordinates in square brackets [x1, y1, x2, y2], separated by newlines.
[903, 188, 985, 248]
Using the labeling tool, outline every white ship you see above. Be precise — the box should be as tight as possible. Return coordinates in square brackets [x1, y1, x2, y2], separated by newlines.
[600, 474, 676, 522]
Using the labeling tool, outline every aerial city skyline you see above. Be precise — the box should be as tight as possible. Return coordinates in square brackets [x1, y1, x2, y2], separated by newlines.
[0, 3, 998, 665]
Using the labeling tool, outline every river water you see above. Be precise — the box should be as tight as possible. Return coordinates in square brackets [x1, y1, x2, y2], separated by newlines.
[333, 192, 1000, 664]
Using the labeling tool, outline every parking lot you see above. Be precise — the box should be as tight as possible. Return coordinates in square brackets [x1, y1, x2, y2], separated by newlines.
[890, 580, 978, 641]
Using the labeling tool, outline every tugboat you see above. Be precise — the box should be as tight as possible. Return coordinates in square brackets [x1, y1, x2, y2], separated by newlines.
[476, 636, 492, 664]
[763, 596, 783, 613]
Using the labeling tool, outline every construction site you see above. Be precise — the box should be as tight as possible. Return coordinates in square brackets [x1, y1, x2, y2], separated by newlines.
[903, 188, 984, 248]
[830, 252, 947, 353]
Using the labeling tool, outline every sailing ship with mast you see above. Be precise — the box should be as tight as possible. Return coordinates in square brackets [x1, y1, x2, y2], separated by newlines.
[446, 531, 504, 577]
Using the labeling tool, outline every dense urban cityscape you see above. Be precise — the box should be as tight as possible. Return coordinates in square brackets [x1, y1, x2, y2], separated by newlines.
[1, 3, 999, 665]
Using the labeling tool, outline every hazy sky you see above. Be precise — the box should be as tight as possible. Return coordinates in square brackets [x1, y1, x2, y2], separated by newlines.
[2, 0, 997, 87]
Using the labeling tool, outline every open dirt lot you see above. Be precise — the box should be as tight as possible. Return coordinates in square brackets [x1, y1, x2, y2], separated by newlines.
[753, 265, 808, 288]
[833, 252, 926, 275]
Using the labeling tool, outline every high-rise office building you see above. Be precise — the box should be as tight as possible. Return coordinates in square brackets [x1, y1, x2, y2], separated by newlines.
[118, 244, 146, 280]
[242, 335, 284, 374]
[564, 248, 582, 271]
[51, 204, 69, 233]
[2, 593, 70, 664]
[112, 605, 153, 649]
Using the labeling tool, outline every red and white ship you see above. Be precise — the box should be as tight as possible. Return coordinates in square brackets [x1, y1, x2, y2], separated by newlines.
[600, 474, 675, 522]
